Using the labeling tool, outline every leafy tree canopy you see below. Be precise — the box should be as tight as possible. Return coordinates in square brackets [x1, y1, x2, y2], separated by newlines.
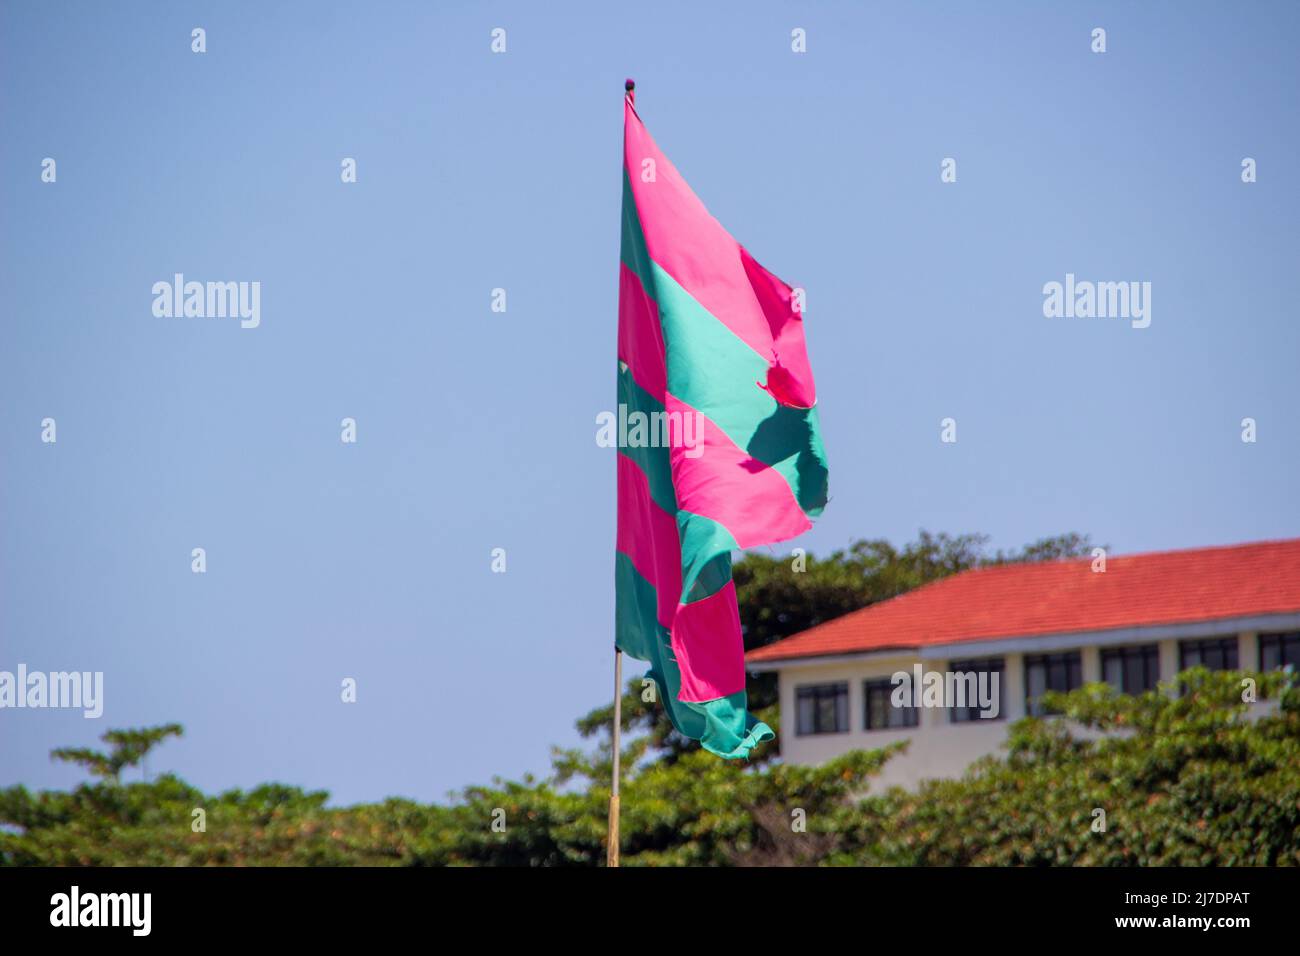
[18, 532, 1289, 869]
[3, 671, 1295, 866]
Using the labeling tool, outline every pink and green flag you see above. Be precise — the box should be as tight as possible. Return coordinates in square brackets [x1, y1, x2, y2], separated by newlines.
[615, 84, 828, 758]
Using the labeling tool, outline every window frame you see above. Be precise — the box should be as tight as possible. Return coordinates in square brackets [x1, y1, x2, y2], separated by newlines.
[1023, 650, 1083, 716]
[863, 677, 920, 731]
[1259, 631, 1300, 672]
[794, 682, 849, 736]
[1101, 643, 1161, 694]
[946, 657, 1006, 723]
[1178, 636, 1239, 672]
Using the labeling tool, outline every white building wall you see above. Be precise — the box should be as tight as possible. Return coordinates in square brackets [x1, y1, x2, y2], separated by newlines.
[774, 628, 1268, 789]
[778, 653, 1021, 791]
[1157, 639, 1179, 695]
[1240, 631, 1258, 669]
[1004, 653, 1026, 721]
[1081, 645, 1101, 682]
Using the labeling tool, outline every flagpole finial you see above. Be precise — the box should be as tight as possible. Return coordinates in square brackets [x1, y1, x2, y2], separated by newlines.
[624, 78, 635, 104]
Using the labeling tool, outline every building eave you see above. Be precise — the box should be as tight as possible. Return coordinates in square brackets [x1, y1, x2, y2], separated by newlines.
[746, 609, 1300, 672]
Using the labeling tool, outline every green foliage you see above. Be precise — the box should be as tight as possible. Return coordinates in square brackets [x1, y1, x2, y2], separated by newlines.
[9, 534, 1291, 868]
[407, 738, 902, 867]
[5, 671, 1295, 866]
[50, 723, 182, 784]
[846, 669, 1300, 866]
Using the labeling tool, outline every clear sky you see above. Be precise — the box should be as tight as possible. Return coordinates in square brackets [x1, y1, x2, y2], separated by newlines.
[2, 1, 1298, 805]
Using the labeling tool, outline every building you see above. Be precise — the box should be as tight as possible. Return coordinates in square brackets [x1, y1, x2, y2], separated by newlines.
[745, 538, 1300, 789]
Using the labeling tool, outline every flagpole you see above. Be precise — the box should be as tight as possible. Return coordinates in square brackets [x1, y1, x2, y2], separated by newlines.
[607, 78, 635, 871]
[608, 644, 622, 867]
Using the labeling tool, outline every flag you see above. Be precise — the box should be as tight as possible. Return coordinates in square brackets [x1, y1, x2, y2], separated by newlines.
[615, 86, 829, 758]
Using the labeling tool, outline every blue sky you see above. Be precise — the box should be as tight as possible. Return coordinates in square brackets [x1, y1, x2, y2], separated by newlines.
[2, 1, 1297, 804]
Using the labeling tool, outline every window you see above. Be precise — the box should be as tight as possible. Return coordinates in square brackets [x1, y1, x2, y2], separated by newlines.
[1024, 651, 1083, 716]
[795, 682, 848, 735]
[1101, 644, 1160, 694]
[1179, 637, 1238, 672]
[1260, 631, 1300, 671]
[864, 677, 919, 730]
[947, 657, 1006, 723]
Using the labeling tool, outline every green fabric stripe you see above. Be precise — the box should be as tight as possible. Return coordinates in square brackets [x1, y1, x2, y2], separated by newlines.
[620, 171, 656, 297]
[614, 550, 677, 681]
[685, 692, 774, 760]
[619, 168, 828, 518]
[614, 163, 794, 760]
[615, 552, 773, 759]
[615, 551, 705, 742]
[617, 361, 740, 605]
[616, 362, 677, 515]
[677, 511, 738, 605]
[649, 259, 829, 517]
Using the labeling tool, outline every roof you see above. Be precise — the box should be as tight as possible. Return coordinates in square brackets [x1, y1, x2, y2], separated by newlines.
[745, 538, 1300, 664]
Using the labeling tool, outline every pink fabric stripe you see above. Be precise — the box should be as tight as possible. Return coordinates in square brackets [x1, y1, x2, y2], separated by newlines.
[665, 393, 811, 549]
[623, 99, 817, 409]
[617, 450, 748, 702]
[617, 99, 821, 711]
[615, 453, 682, 625]
[616, 261, 666, 400]
[672, 580, 746, 702]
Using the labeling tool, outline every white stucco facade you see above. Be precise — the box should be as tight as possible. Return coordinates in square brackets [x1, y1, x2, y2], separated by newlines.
[751, 615, 1298, 791]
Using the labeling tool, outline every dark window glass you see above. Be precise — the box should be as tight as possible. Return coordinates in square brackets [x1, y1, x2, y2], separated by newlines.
[947, 658, 1006, 723]
[1179, 637, 1239, 672]
[1260, 632, 1300, 672]
[864, 677, 920, 730]
[795, 683, 849, 735]
[1024, 651, 1083, 716]
[1101, 644, 1160, 694]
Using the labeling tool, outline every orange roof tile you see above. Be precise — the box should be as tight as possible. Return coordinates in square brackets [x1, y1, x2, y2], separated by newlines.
[746, 538, 1300, 663]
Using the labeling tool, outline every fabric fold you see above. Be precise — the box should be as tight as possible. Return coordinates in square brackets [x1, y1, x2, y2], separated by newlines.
[614, 92, 827, 759]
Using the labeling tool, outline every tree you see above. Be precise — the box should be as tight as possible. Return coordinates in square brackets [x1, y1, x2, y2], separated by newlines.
[3, 665, 1297, 866]
[850, 669, 1300, 865]
[51, 723, 183, 784]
